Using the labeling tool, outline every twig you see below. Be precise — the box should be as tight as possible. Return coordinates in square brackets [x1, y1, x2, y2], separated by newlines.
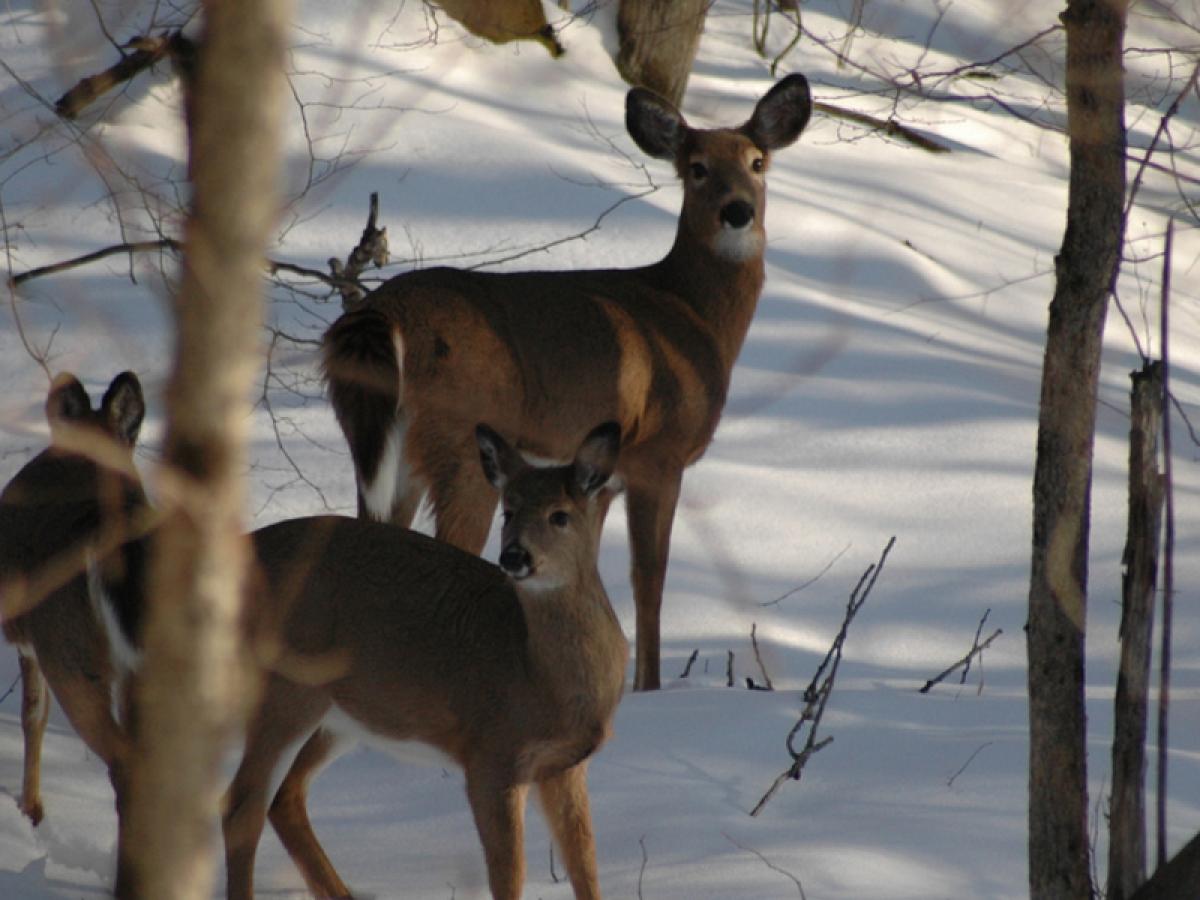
[1123, 61, 1200, 223]
[9, 238, 368, 299]
[9, 239, 183, 286]
[54, 31, 196, 120]
[1156, 219, 1174, 868]
[679, 649, 699, 679]
[751, 537, 896, 816]
[0, 673, 20, 706]
[748, 623, 774, 691]
[760, 543, 851, 607]
[814, 100, 951, 153]
[947, 742, 994, 788]
[724, 832, 807, 898]
[332, 192, 390, 310]
[637, 835, 648, 900]
[919, 609, 1003, 694]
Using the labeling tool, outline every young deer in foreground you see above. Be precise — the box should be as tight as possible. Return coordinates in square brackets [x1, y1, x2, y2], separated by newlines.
[0, 372, 147, 837]
[223, 421, 628, 900]
[323, 74, 813, 691]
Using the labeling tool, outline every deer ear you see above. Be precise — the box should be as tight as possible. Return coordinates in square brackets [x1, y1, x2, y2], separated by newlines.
[476, 424, 521, 491]
[101, 372, 145, 446]
[572, 422, 621, 497]
[744, 73, 812, 151]
[626, 87, 687, 161]
[46, 373, 92, 428]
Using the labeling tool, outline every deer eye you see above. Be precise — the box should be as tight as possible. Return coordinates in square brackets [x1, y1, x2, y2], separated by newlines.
[549, 510, 570, 528]
[501, 510, 513, 526]
[751, 156, 765, 173]
[689, 161, 708, 181]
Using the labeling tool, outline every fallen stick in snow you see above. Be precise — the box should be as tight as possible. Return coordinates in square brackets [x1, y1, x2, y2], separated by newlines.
[750, 536, 896, 817]
[919, 608, 1002, 694]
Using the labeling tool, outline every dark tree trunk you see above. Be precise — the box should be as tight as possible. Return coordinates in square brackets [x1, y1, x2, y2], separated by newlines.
[615, 0, 707, 108]
[1128, 829, 1200, 900]
[1108, 362, 1165, 900]
[1026, 2, 1128, 899]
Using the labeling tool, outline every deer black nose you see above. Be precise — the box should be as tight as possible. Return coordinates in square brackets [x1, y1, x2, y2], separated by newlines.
[499, 544, 532, 576]
[720, 200, 755, 229]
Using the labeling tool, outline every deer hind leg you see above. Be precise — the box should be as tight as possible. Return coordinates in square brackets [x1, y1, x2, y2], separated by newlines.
[625, 470, 683, 692]
[418, 423, 498, 554]
[537, 762, 601, 900]
[268, 726, 352, 899]
[465, 763, 528, 900]
[224, 686, 330, 900]
[16, 652, 50, 825]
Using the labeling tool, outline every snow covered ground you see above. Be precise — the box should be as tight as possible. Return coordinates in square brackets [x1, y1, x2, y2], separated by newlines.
[1, 1, 1198, 897]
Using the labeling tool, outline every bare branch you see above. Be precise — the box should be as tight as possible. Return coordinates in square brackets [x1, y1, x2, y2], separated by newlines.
[724, 832, 807, 898]
[814, 100, 952, 153]
[1157, 220, 1176, 869]
[748, 623, 774, 691]
[332, 192, 390, 310]
[751, 537, 896, 817]
[947, 742, 995, 788]
[1123, 60, 1200, 223]
[919, 609, 1004, 694]
[8, 238, 183, 287]
[54, 32, 196, 120]
[761, 542, 851, 607]
[679, 649, 699, 679]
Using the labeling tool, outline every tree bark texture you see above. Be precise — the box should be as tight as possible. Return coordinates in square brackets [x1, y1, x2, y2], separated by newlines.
[1108, 362, 1165, 900]
[119, 1, 290, 898]
[616, 0, 707, 108]
[1027, 2, 1128, 899]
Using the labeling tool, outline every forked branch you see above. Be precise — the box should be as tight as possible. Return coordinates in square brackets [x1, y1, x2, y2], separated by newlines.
[750, 536, 896, 817]
[919, 608, 1003, 694]
[330, 192, 390, 310]
[54, 31, 197, 120]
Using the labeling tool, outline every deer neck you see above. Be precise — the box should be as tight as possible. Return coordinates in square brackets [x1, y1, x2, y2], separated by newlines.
[658, 225, 766, 372]
[517, 570, 627, 712]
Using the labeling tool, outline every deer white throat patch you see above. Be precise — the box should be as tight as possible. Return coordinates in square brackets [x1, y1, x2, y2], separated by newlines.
[713, 225, 763, 263]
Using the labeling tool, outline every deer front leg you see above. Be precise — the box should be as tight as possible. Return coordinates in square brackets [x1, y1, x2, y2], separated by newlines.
[537, 762, 601, 900]
[625, 471, 683, 691]
[224, 688, 329, 900]
[465, 764, 528, 900]
[17, 652, 49, 826]
[269, 727, 352, 899]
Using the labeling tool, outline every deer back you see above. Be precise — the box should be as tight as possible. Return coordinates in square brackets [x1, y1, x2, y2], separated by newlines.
[1, 373, 148, 659]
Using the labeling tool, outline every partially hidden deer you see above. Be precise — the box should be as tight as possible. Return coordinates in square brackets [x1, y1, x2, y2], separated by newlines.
[322, 74, 813, 690]
[222, 421, 628, 900]
[0, 372, 148, 840]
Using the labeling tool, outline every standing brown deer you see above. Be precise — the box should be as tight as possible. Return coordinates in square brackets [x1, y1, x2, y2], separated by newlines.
[322, 74, 813, 691]
[0, 372, 147, 843]
[223, 421, 627, 900]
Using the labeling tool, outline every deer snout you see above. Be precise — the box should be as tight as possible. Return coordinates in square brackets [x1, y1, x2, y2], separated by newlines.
[720, 199, 755, 230]
[499, 543, 533, 578]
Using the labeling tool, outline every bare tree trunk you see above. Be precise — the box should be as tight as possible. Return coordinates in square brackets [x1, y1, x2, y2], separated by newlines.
[1109, 362, 1165, 900]
[118, 1, 290, 897]
[1027, 2, 1128, 899]
[615, 0, 707, 107]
